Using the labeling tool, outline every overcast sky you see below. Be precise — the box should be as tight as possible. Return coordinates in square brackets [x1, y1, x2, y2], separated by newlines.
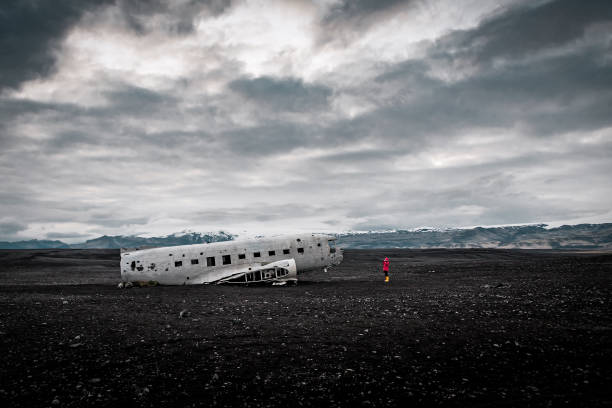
[1, 0, 611, 242]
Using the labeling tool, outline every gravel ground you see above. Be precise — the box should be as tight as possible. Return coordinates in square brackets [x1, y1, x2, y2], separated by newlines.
[0, 248, 611, 407]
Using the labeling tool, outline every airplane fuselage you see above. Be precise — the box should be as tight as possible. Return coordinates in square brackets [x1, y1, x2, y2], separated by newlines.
[120, 233, 342, 285]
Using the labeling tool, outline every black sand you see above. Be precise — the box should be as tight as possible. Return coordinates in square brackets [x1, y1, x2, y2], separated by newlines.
[0, 249, 611, 407]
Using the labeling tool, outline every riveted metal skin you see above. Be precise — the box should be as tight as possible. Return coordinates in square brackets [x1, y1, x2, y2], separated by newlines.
[120, 234, 343, 285]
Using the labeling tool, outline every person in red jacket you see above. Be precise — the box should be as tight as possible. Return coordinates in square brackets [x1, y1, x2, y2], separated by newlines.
[383, 257, 390, 282]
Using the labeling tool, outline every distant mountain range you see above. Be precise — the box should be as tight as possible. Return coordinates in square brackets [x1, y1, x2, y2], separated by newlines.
[0, 231, 236, 250]
[1, 224, 611, 250]
[335, 223, 612, 249]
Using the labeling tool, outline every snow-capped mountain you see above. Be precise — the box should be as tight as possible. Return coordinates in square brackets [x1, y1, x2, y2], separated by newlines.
[335, 223, 612, 249]
[1, 224, 611, 249]
[0, 231, 235, 249]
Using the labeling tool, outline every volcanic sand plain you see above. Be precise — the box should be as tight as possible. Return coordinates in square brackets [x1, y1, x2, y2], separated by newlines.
[0, 248, 611, 407]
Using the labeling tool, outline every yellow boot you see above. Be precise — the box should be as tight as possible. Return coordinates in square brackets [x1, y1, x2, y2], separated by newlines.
[385, 275, 389, 282]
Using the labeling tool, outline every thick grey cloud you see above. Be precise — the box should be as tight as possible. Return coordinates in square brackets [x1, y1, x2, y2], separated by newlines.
[0, 219, 27, 239]
[369, 0, 612, 139]
[376, 51, 612, 138]
[229, 76, 332, 112]
[116, 0, 237, 35]
[432, 0, 612, 63]
[0, 0, 236, 90]
[102, 84, 180, 116]
[222, 123, 317, 155]
[316, 0, 416, 45]
[1, 0, 611, 240]
[321, 0, 413, 24]
[0, 0, 111, 90]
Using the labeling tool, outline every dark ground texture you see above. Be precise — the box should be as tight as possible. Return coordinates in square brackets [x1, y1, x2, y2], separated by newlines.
[0, 249, 611, 407]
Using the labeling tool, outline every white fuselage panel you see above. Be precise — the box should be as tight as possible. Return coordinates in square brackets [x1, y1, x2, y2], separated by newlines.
[120, 234, 342, 285]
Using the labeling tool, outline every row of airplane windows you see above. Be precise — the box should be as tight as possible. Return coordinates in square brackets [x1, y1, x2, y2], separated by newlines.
[172, 246, 308, 268]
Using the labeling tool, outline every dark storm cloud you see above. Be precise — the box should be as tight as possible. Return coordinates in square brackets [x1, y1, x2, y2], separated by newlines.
[102, 84, 179, 115]
[0, 219, 27, 237]
[0, 83, 182, 123]
[142, 130, 215, 151]
[1, 0, 610, 238]
[372, 0, 612, 139]
[322, 0, 412, 21]
[222, 122, 317, 155]
[432, 0, 612, 64]
[44, 130, 99, 151]
[0, 0, 112, 90]
[315, 148, 403, 163]
[228, 76, 332, 112]
[316, 0, 415, 45]
[439, 49, 612, 136]
[0, 98, 72, 148]
[0, 96, 70, 118]
[0, 0, 238, 90]
[116, 0, 237, 35]
[176, 0, 612, 172]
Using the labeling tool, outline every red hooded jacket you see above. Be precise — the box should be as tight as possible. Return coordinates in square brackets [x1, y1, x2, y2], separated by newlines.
[383, 257, 390, 272]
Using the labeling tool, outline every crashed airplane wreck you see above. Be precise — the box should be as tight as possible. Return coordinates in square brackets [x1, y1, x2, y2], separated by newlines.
[120, 234, 343, 286]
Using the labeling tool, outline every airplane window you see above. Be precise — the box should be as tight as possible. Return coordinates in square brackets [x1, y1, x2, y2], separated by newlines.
[207, 256, 215, 267]
[175, 261, 182, 267]
[191, 259, 199, 265]
[283, 249, 290, 254]
[239, 254, 246, 259]
[317, 243, 321, 247]
[297, 248, 304, 254]
[222, 255, 231, 265]
[254, 252, 261, 258]
[268, 250, 276, 256]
